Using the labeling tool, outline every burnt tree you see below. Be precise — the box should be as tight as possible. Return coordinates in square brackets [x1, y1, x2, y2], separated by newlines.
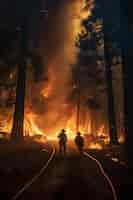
[96, 0, 119, 144]
[11, 0, 41, 141]
[11, 25, 27, 141]
[103, 36, 118, 144]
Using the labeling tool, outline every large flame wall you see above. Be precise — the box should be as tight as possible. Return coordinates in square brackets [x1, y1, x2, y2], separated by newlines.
[25, 0, 95, 138]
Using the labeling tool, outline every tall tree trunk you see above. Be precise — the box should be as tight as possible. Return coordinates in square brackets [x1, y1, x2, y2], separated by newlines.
[76, 87, 80, 133]
[11, 61, 26, 141]
[103, 33, 118, 144]
[11, 25, 28, 141]
[120, 0, 133, 160]
[122, 46, 133, 160]
[92, 1, 118, 144]
[10, 1, 41, 141]
[89, 108, 95, 136]
[98, 0, 118, 144]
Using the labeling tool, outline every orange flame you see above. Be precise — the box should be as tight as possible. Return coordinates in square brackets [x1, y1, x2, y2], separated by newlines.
[41, 66, 54, 98]
[89, 143, 103, 150]
[24, 112, 44, 137]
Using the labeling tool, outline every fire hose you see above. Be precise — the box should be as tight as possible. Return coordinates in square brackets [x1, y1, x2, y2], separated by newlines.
[10, 147, 56, 200]
[84, 151, 118, 200]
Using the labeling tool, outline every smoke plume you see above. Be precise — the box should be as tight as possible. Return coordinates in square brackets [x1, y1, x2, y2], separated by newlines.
[26, 0, 94, 136]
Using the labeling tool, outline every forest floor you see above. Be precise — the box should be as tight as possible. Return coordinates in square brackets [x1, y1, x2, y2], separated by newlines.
[86, 145, 133, 200]
[0, 140, 132, 200]
[0, 139, 51, 200]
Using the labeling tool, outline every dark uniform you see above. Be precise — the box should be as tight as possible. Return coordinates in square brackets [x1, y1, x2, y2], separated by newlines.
[75, 132, 84, 154]
[58, 129, 67, 155]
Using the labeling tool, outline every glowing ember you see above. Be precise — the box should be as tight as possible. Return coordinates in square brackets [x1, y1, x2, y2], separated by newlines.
[97, 125, 110, 144]
[89, 142, 103, 150]
[118, 134, 125, 144]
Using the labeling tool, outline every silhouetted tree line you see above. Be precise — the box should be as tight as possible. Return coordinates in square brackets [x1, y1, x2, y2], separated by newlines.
[99, 0, 133, 161]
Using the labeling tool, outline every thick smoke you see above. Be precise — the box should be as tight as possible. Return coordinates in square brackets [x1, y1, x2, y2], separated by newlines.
[26, 0, 94, 136]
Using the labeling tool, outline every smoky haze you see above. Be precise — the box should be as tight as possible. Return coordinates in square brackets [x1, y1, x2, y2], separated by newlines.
[25, 0, 94, 136]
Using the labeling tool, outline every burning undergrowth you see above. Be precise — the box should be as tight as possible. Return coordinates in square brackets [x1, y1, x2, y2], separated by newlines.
[0, 0, 112, 146]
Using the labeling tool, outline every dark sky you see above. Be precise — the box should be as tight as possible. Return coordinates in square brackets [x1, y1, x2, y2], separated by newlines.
[0, 1, 42, 58]
[46, 0, 59, 8]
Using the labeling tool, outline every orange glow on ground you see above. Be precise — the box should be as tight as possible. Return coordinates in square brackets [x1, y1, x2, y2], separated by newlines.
[89, 143, 103, 150]
[118, 134, 125, 144]
[0, 110, 124, 150]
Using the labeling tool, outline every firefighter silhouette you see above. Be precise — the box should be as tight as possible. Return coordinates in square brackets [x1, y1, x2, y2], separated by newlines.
[75, 132, 84, 154]
[58, 129, 67, 155]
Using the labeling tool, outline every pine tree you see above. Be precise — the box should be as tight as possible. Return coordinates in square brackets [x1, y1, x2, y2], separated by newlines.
[93, 2, 119, 144]
[11, 1, 41, 141]
[11, 25, 27, 141]
[120, 0, 133, 160]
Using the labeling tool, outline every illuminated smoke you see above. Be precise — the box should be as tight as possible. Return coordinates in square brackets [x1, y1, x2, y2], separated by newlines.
[33, 0, 95, 136]
[0, 0, 94, 138]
